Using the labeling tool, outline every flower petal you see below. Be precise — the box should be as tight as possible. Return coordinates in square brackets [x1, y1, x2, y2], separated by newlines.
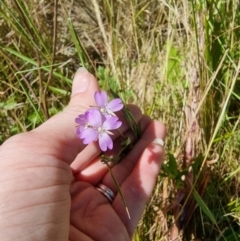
[80, 128, 98, 144]
[76, 125, 85, 137]
[85, 109, 103, 127]
[94, 91, 108, 107]
[99, 132, 113, 151]
[102, 116, 122, 130]
[107, 98, 123, 112]
[75, 114, 87, 125]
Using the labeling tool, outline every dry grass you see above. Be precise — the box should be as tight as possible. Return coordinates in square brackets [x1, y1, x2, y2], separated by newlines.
[1, 0, 240, 240]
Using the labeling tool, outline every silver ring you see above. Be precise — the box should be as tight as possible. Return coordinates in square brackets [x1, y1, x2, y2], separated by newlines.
[152, 138, 164, 147]
[96, 183, 116, 203]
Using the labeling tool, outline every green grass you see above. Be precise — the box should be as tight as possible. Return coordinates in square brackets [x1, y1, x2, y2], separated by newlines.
[1, 0, 240, 240]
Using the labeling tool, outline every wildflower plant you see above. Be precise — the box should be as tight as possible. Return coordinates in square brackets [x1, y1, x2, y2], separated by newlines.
[75, 90, 124, 151]
[75, 89, 141, 156]
[75, 89, 141, 218]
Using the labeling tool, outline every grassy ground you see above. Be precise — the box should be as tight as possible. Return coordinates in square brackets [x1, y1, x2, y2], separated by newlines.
[1, 0, 240, 240]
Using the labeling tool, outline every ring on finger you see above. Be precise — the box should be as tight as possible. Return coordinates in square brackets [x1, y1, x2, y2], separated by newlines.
[152, 138, 164, 147]
[96, 183, 116, 203]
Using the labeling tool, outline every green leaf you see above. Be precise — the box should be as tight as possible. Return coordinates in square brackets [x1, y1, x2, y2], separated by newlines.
[27, 111, 44, 126]
[1, 46, 72, 84]
[48, 86, 70, 96]
[68, 18, 92, 70]
[168, 153, 178, 177]
[191, 153, 204, 176]
[192, 188, 217, 225]
[1, 96, 19, 110]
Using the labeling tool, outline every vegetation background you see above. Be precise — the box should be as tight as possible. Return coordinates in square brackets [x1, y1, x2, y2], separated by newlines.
[0, 0, 240, 240]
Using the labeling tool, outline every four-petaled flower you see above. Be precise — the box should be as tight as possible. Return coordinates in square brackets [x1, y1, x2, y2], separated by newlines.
[94, 90, 123, 116]
[75, 90, 123, 151]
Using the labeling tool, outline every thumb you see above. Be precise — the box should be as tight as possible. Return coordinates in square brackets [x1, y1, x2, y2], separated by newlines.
[70, 67, 100, 108]
[33, 68, 100, 164]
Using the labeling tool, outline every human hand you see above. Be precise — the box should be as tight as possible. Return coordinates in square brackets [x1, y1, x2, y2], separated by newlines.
[0, 68, 166, 241]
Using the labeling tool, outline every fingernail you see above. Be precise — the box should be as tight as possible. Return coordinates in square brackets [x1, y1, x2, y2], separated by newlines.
[77, 67, 87, 72]
[72, 67, 90, 95]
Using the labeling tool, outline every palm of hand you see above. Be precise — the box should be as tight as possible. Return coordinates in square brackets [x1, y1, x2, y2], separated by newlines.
[0, 134, 130, 241]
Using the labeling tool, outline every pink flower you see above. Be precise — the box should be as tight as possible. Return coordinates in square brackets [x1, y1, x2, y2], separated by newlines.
[94, 90, 123, 116]
[75, 109, 122, 151]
